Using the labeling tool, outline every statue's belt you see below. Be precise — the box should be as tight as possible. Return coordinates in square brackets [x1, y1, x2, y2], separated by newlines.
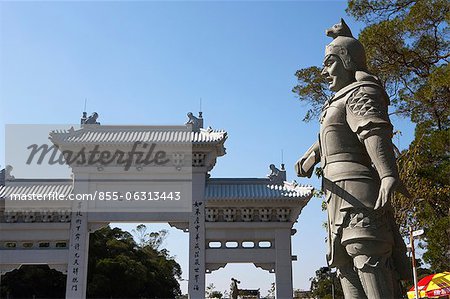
[322, 152, 371, 167]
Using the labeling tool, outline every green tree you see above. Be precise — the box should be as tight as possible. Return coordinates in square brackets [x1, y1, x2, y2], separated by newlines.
[0, 265, 66, 298]
[206, 283, 224, 298]
[395, 122, 450, 271]
[132, 223, 168, 249]
[347, 0, 449, 127]
[309, 267, 344, 299]
[210, 291, 224, 298]
[87, 225, 182, 298]
[0, 226, 182, 298]
[293, 0, 450, 272]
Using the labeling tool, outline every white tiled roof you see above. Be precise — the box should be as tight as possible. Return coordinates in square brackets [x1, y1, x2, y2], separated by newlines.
[1, 179, 313, 201]
[49, 126, 227, 145]
[0, 180, 73, 198]
[205, 178, 313, 200]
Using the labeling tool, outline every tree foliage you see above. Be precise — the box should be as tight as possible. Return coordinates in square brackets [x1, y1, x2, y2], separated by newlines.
[347, 0, 450, 128]
[393, 121, 450, 271]
[309, 267, 344, 299]
[293, 0, 450, 125]
[206, 283, 224, 298]
[132, 223, 168, 249]
[0, 225, 182, 298]
[293, 0, 450, 273]
[292, 66, 331, 122]
[0, 265, 66, 298]
[87, 225, 182, 298]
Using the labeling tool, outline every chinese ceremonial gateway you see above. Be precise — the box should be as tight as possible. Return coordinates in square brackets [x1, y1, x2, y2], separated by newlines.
[0, 112, 313, 299]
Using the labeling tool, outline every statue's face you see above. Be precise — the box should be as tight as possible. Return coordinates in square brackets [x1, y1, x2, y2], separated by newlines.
[321, 55, 354, 92]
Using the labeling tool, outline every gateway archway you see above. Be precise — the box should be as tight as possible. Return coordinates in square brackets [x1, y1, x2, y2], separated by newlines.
[0, 113, 312, 299]
[206, 263, 275, 298]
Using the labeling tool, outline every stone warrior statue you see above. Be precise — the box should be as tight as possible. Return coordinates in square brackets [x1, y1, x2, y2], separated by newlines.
[295, 19, 410, 299]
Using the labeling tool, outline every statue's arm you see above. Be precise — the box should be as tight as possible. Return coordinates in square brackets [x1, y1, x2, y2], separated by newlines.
[364, 132, 399, 209]
[346, 86, 399, 209]
[295, 140, 320, 178]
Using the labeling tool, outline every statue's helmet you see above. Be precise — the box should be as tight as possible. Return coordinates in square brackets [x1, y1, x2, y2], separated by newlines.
[325, 33, 368, 72]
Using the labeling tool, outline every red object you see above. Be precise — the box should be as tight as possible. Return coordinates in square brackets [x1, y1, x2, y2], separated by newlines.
[408, 272, 450, 299]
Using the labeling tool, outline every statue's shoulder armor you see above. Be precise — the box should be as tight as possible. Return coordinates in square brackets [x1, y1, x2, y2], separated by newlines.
[346, 84, 388, 118]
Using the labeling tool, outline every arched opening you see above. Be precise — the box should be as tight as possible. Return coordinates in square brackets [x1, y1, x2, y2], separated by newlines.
[0, 265, 66, 298]
[205, 263, 275, 298]
[110, 223, 190, 296]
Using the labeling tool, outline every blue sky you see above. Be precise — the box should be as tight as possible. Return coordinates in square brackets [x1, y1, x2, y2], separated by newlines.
[0, 1, 416, 295]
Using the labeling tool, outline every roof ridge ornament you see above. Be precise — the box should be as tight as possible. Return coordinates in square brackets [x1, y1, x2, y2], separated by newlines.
[283, 180, 313, 194]
[81, 112, 100, 126]
[185, 111, 203, 132]
[0, 165, 15, 185]
[5, 165, 15, 181]
[202, 126, 214, 134]
[267, 163, 286, 185]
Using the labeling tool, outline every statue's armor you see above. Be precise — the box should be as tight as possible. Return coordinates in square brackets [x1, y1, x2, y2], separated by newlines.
[319, 81, 395, 185]
[319, 81, 401, 263]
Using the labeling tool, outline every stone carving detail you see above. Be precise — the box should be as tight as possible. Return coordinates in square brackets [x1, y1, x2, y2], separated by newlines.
[276, 208, 291, 222]
[325, 18, 352, 39]
[258, 208, 272, 222]
[5, 165, 15, 181]
[185, 112, 203, 132]
[23, 211, 35, 223]
[1, 209, 72, 223]
[172, 152, 185, 170]
[205, 208, 218, 222]
[4, 211, 18, 223]
[168, 222, 189, 232]
[1, 242, 70, 250]
[82, 112, 100, 125]
[267, 164, 286, 185]
[57, 210, 71, 222]
[40, 210, 55, 223]
[203, 207, 299, 222]
[205, 263, 226, 273]
[192, 153, 206, 167]
[254, 263, 275, 273]
[223, 208, 236, 222]
[240, 208, 254, 222]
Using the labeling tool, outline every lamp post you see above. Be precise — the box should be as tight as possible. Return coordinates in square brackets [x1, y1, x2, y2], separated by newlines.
[331, 271, 335, 299]
[409, 227, 424, 299]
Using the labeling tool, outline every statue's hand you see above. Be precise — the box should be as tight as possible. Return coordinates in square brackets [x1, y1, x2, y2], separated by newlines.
[294, 156, 306, 177]
[374, 176, 397, 210]
[295, 151, 317, 178]
[295, 141, 320, 178]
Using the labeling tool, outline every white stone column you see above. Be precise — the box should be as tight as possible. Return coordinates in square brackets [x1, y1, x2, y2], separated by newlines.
[65, 174, 90, 299]
[275, 228, 293, 299]
[188, 172, 206, 299]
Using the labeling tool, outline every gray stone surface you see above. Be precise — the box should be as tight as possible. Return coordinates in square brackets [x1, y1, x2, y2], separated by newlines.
[295, 19, 410, 299]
